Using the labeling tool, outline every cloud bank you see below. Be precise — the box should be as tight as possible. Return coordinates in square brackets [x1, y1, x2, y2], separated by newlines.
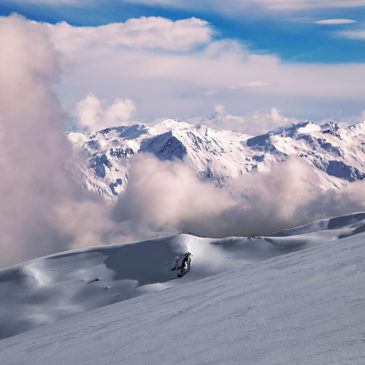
[113, 155, 365, 240]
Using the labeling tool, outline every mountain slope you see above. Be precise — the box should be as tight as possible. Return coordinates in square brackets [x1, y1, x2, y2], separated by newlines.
[68, 120, 365, 199]
[1, 212, 365, 364]
[1, 212, 365, 340]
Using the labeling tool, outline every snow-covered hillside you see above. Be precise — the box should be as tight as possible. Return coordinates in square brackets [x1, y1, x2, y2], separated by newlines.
[1, 212, 365, 363]
[68, 120, 365, 198]
[1, 212, 365, 364]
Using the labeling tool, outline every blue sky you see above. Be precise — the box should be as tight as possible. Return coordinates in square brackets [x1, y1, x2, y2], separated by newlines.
[2, 0, 365, 130]
[2, 0, 365, 63]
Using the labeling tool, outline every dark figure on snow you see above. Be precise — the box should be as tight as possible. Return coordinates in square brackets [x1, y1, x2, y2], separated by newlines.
[181, 252, 191, 268]
[171, 252, 192, 277]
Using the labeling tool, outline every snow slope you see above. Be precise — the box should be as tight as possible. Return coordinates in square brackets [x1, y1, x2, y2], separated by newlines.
[68, 120, 365, 198]
[1, 212, 365, 364]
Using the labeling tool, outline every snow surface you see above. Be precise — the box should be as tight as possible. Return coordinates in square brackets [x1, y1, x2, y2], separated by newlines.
[68, 120, 365, 198]
[1, 212, 365, 364]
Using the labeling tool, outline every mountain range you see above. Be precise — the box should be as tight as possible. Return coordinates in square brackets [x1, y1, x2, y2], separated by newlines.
[68, 119, 365, 199]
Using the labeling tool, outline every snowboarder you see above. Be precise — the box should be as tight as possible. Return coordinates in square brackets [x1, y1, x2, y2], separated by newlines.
[171, 252, 192, 277]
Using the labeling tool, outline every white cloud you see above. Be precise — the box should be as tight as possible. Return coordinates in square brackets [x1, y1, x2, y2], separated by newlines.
[76, 93, 136, 130]
[113, 154, 365, 239]
[0, 14, 125, 268]
[314, 19, 357, 25]
[46, 23, 365, 127]
[15, 16, 365, 129]
[338, 29, 365, 39]
[112, 154, 234, 236]
[191, 105, 299, 135]
[41, 17, 213, 52]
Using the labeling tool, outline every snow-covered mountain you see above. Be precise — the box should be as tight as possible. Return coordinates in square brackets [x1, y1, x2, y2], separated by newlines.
[1, 211, 365, 364]
[68, 120, 365, 199]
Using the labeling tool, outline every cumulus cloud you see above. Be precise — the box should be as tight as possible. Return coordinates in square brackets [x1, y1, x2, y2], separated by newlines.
[0, 15, 118, 268]
[190, 105, 299, 135]
[41, 17, 213, 53]
[41, 18, 365, 126]
[0, 15, 352, 127]
[75, 93, 136, 130]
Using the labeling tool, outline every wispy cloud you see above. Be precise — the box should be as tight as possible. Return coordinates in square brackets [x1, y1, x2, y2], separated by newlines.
[190, 105, 299, 135]
[199, 81, 270, 97]
[121, 0, 365, 12]
[314, 19, 357, 25]
[229, 81, 270, 89]
[257, 0, 365, 10]
[15, 0, 365, 12]
[338, 29, 365, 39]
